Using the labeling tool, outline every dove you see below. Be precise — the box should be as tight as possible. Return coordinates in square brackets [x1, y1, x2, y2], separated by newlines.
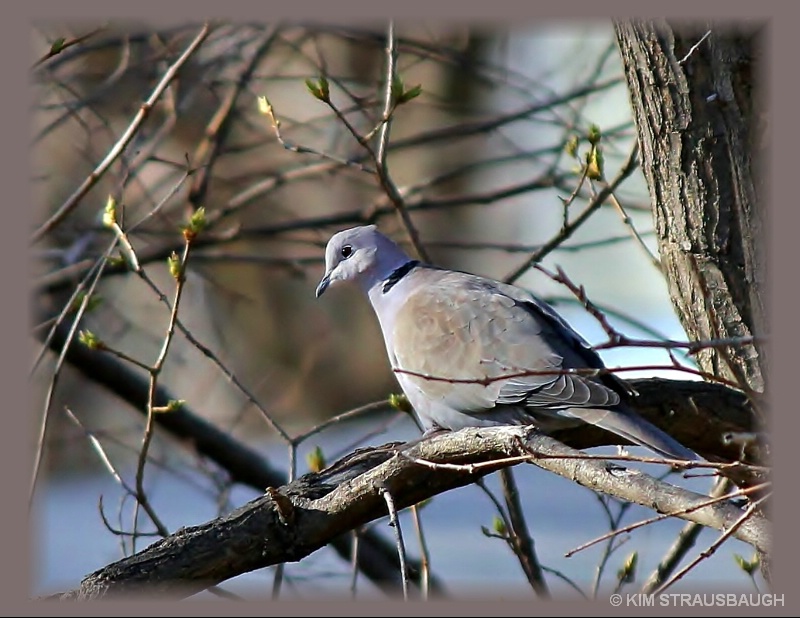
[316, 225, 698, 461]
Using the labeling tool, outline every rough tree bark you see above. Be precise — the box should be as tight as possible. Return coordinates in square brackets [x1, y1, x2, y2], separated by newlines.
[614, 20, 768, 404]
[614, 18, 770, 576]
[56, 427, 769, 601]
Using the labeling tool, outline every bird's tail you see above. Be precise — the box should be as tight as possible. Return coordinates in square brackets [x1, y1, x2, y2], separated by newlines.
[564, 407, 700, 461]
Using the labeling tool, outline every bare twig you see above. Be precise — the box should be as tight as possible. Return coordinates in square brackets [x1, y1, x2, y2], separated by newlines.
[605, 189, 662, 269]
[565, 481, 768, 558]
[65, 407, 168, 552]
[409, 504, 430, 600]
[376, 20, 397, 166]
[33, 35, 131, 147]
[641, 477, 732, 593]
[271, 564, 285, 600]
[292, 401, 391, 444]
[589, 492, 634, 597]
[498, 468, 550, 597]
[677, 30, 713, 65]
[31, 22, 212, 244]
[370, 21, 428, 263]
[189, 26, 279, 209]
[118, 257, 293, 444]
[537, 262, 763, 356]
[382, 488, 409, 600]
[32, 25, 108, 70]
[132, 240, 196, 546]
[260, 97, 376, 173]
[394, 360, 760, 398]
[349, 530, 361, 597]
[30, 254, 107, 377]
[29, 238, 116, 510]
[652, 494, 768, 594]
[504, 142, 640, 284]
[64, 407, 127, 489]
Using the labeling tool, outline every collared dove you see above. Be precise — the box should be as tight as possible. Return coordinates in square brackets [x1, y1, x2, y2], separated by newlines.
[316, 225, 698, 461]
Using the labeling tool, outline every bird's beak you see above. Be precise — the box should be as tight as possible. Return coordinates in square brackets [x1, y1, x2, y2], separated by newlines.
[315, 272, 331, 298]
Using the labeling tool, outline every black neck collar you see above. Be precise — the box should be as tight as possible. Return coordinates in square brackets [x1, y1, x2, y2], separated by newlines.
[382, 260, 419, 294]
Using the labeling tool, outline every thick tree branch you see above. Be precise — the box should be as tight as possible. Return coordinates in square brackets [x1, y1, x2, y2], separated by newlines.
[34, 319, 438, 595]
[552, 377, 761, 465]
[56, 426, 770, 600]
[36, 306, 763, 599]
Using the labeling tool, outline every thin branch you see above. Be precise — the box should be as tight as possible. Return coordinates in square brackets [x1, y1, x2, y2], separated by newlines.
[64, 407, 127, 489]
[589, 492, 634, 597]
[376, 20, 397, 166]
[382, 488, 409, 600]
[369, 21, 428, 263]
[189, 26, 280, 209]
[641, 477, 732, 593]
[349, 530, 361, 597]
[564, 481, 768, 558]
[652, 494, 769, 594]
[498, 468, 550, 597]
[409, 504, 430, 600]
[260, 97, 376, 173]
[537, 262, 763, 356]
[604, 189, 661, 270]
[106, 247, 294, 445]
[292, 401, 391, 445]
[271, 564, 285, 600]
[132, 242, 195, 545]
[503, 142, 640, 284]
[31, 22, 212, 244]
[32, 25, 109, 70]
[677, 29, 713, 65]
[30, 254, 107, 377]
[29, 239, 116, 510]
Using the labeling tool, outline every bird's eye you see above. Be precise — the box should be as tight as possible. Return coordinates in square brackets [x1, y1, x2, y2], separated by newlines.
[340, 245, 353, 259]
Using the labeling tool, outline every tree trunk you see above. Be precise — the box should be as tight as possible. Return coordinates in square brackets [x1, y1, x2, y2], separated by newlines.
[614, 18, 770, 579]
[614, 21, 767, 403]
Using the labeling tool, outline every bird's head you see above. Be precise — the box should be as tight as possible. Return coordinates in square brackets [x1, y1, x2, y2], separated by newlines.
[315, 225, 410, 297]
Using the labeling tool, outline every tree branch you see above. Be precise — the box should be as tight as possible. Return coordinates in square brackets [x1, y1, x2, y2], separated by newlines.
[34, 319, 440, 594]
[31, 23, 212, 244]
[55, 426, 770, 600]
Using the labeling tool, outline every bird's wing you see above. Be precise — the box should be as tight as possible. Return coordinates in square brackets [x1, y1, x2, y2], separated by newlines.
[389, 268, 623, 415]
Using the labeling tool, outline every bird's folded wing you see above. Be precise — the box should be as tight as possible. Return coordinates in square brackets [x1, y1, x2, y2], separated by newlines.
[390, 269, 622, 415]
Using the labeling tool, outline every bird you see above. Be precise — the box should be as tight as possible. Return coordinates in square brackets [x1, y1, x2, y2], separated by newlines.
[315, 224, 699, 461]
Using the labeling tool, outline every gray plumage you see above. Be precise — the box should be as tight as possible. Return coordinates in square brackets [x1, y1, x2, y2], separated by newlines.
[316, 225, 698, 461]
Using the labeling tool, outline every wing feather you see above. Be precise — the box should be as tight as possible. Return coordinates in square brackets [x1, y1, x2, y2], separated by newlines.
[391, 268, 621, 415]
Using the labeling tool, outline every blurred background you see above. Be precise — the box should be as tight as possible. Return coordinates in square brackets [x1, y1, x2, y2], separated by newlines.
[30, 19, 764, 599]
